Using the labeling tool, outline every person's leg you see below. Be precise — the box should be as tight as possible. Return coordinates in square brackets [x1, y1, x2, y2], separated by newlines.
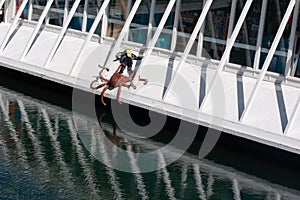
[95, 82, 107, 90]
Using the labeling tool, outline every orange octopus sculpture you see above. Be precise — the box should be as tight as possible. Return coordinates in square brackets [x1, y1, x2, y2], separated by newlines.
[90, 64, 147, 106]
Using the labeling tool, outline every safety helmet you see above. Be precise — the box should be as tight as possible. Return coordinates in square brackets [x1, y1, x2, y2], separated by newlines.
[125, 48, 132, 57]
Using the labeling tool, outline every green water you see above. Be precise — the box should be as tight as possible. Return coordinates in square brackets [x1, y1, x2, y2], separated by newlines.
[0, 85, 300, 200]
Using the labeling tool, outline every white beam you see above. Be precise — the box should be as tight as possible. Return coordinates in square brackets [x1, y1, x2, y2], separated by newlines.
[70, 0, 110, 76]
[27, 0, 33, 21]
[253, 0, 268, 70]
[43, 0, 82, 68]
[20, 0, 55, 60]
[162, 0, 214, 100]
[200, 0, 254, 111]
[0, 0, 29, 53]
[240, 0, 295, 122]
[227, 0, 237, 41]
[285, 0, 300, 76]
[197, 0, 207, 58]
[104, 0, 142, 67]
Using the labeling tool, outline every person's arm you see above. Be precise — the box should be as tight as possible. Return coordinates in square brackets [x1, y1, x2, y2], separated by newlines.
[132, 53, 143, 60]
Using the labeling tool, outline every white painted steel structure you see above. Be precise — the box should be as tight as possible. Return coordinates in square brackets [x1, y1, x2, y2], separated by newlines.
[1, 0, 300, 155]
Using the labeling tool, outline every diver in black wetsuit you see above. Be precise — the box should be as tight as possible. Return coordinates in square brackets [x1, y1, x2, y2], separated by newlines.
[114, 48, 143, 75]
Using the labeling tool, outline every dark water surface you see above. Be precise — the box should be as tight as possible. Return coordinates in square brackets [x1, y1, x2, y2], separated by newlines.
[0, 83, 300, 199]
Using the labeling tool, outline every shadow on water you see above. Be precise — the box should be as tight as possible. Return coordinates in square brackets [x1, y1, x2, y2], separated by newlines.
[1, 66, 300, 196]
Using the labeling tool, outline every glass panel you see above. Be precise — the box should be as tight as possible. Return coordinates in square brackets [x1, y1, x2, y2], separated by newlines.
[203, 0, 232, 60]
[260, 0, 291, 74]
[69, 0, 85, 30]
[229, 0, 262, 67]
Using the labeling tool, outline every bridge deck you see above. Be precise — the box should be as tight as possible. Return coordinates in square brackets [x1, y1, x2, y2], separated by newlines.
[1, 21, 300, 154]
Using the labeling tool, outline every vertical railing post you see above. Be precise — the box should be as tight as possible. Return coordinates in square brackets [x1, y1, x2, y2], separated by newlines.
[100, 3, 108, 43]
[253, 0, 268, 70]
[43, 0, 82, 68]
[63, 0, 69, 25]
[240, 0, 296, 123]
[20, 0, 55, 60]
[199, 0, 254, 111]
[147, 0, 156, 45]
[170, 0, 180, 52]
[82, 0, 88, 32]
[162, 0, 214, 100]
[197, 0, 207, 59]
[70, 0, 110, 76]
[0, 0, 29, 53]
[285, 0, 300, 76]
[27, 0, 33, 21]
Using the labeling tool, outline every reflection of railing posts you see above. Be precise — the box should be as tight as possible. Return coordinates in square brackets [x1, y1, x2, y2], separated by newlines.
[193, 164, 206, 200]
[170, 0, 180, 52]
[240, 0, 296, 123]
[162, 0, 213, 100]
[20, 0, 55, 60]
[199, 0, 254, 111]
[157, 152, 176, 200]
[253, 0, 268, 70]
[285, 0, 300, 77]
[104, 0, 142, 67]
[43, 0, 82, 68]
[146, 0, 155, 45]
[69, 0, 110, 76]
[232, 179, 241, 200]
[3, 0, 15, 23]
[0, 0, 29, 53]
[126, 142, 149, 200]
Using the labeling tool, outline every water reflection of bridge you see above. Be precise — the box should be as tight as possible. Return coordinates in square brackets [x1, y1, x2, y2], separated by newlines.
[0, 86, 299, 199]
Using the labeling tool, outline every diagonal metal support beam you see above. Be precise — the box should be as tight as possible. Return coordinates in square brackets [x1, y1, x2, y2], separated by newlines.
[104, 0, 142, 67]
[43, 0, 82, 68]
[162, 0, 214, 100]
[240, 0, 295, 123]
[70, 0, 110, 76]
[20, 0, 55, 60]
[199, 0, 254, 111]
[0, 0, 29, 53]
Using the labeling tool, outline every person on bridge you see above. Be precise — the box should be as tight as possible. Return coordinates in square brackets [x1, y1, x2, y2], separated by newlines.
[114, 48, 143, 75]
[92, 64, 137, 106]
